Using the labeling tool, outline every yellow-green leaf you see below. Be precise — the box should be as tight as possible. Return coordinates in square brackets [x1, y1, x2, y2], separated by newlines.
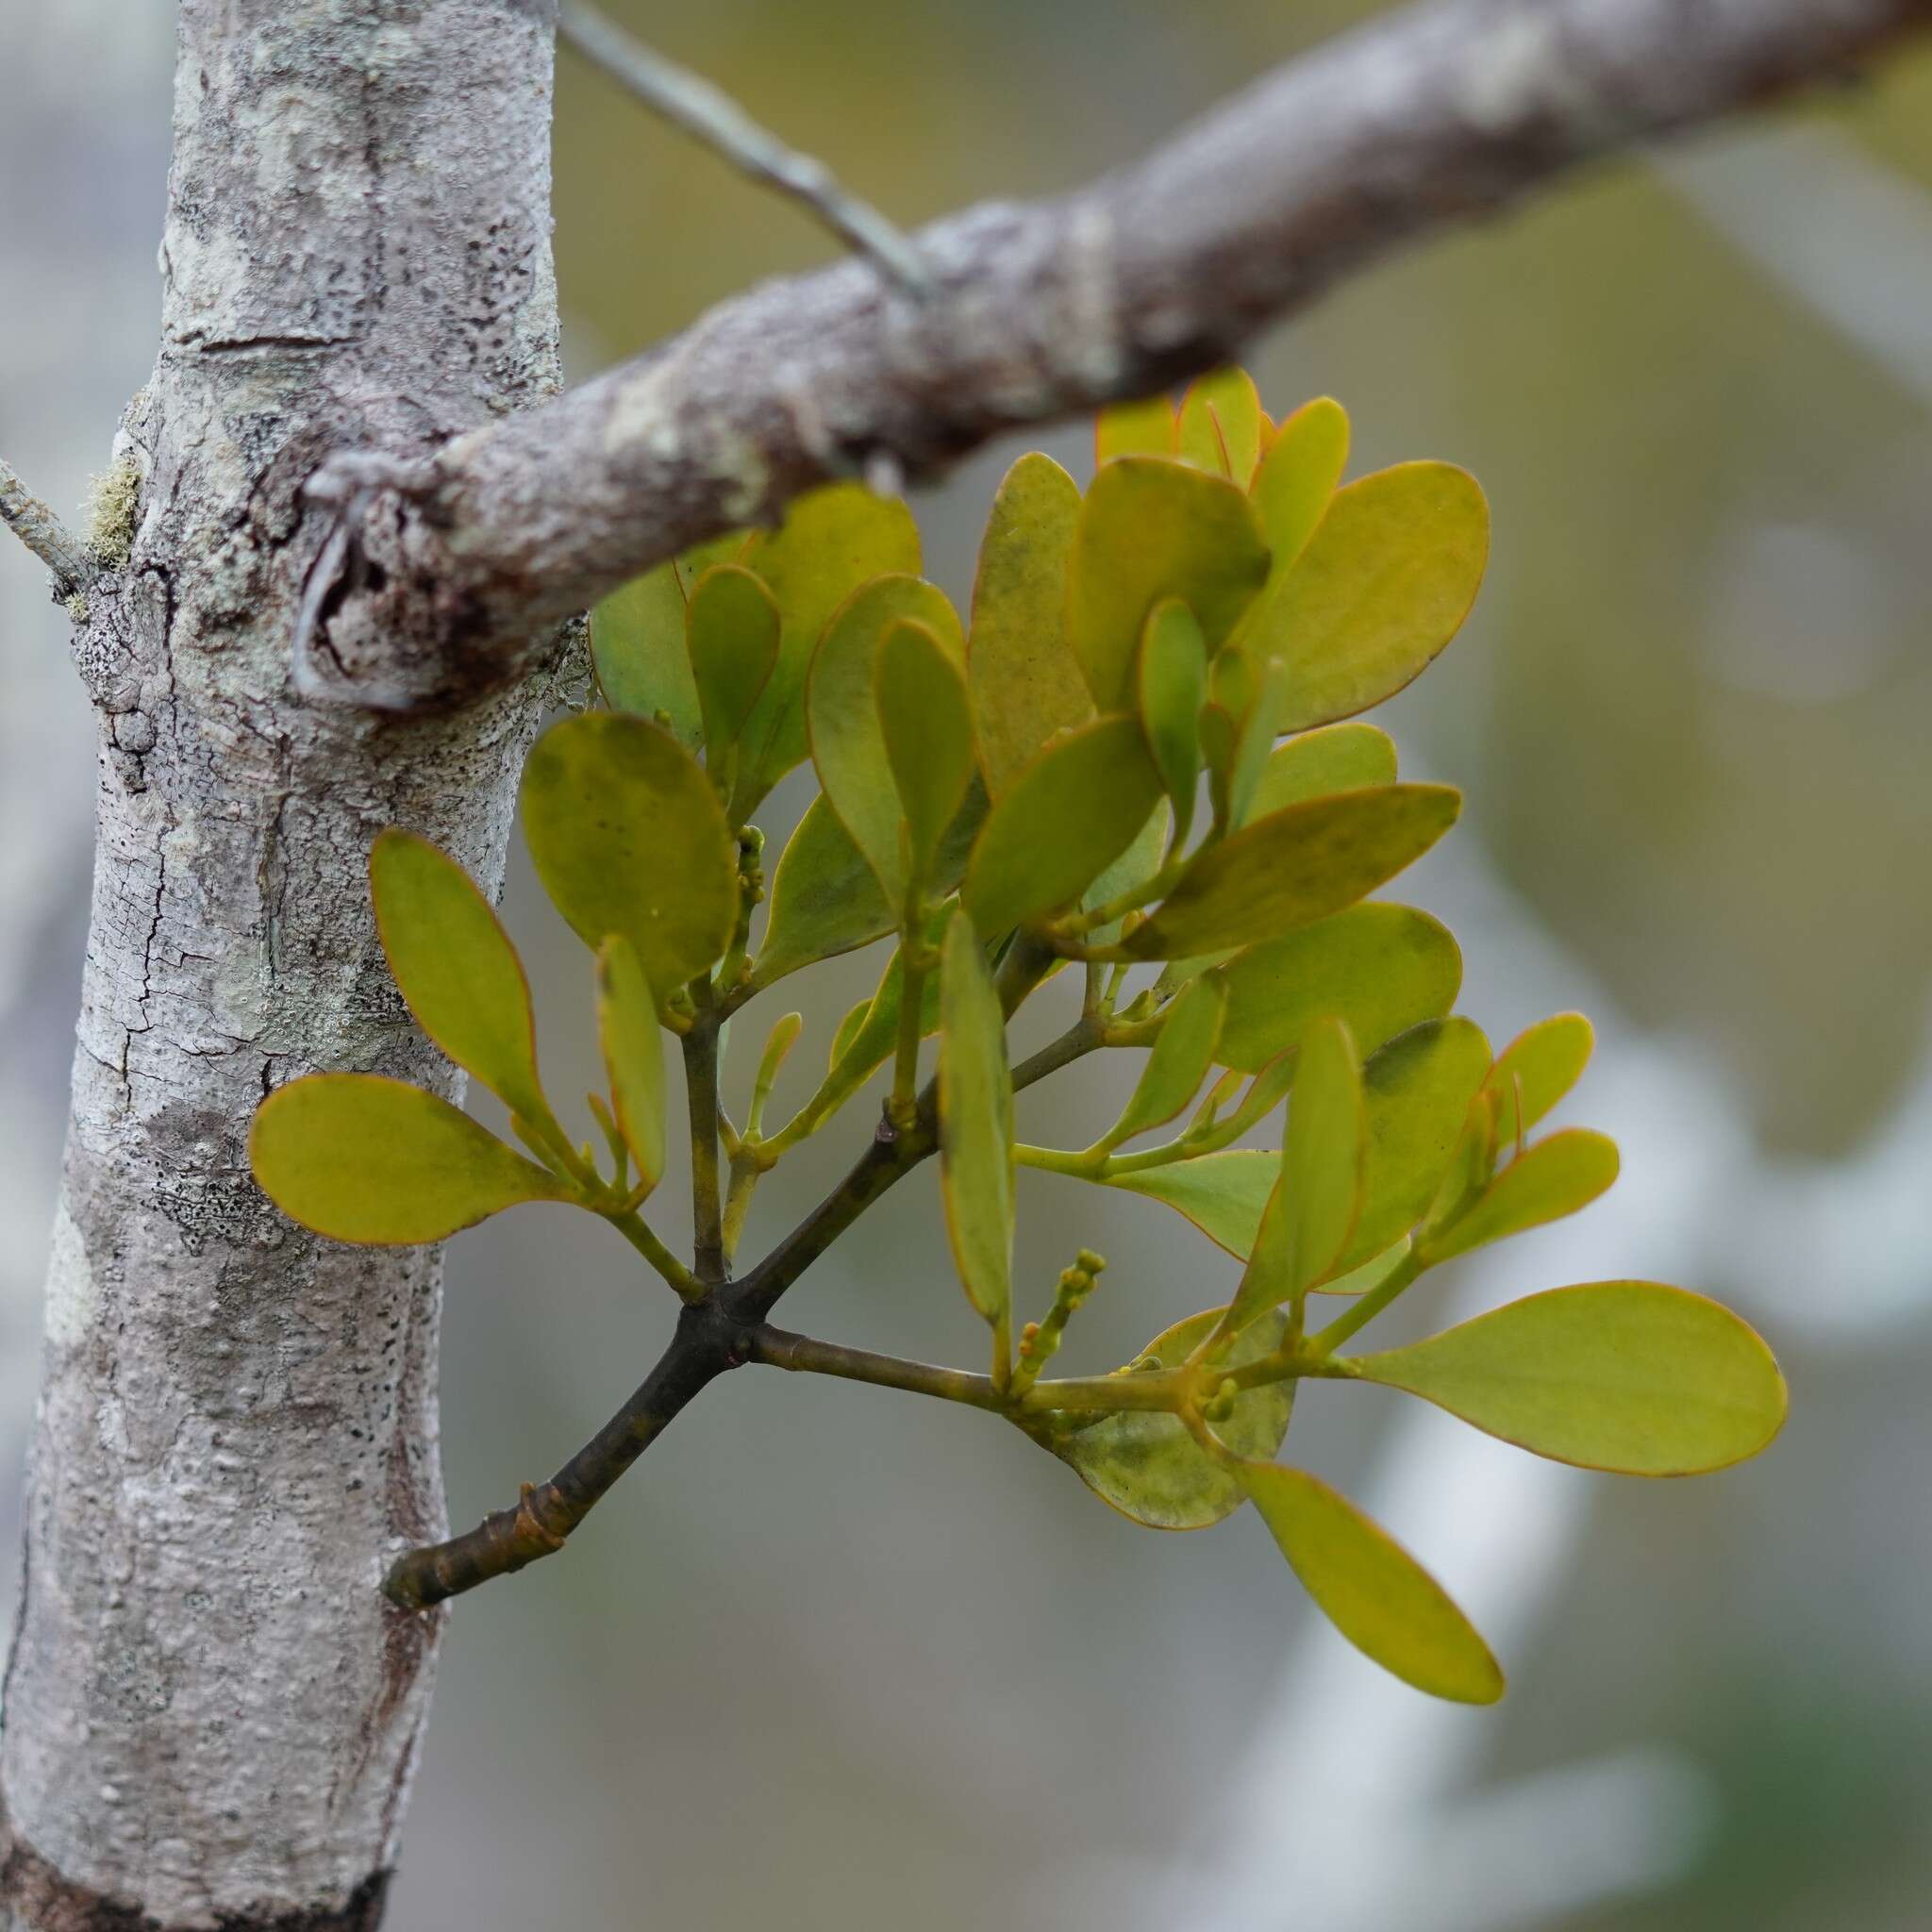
[1103, 1148, 1276, 1258]
[1229, 1018, 1362, 1327]
[686, 564, 780, 769]
[962, 714, 1164, 938]
[1347, 1281, 1788, 1475]
[1212, 904, 1462, 1075]
[1248, 461, 1490, 733]
[1239, 1463, 1504, 1703]
[1247, 722, 1398, 822]
[1249, 396, 1349, 579]
[966, 453, 1093, 799]
[938, 909, 1014, 1329]
[595, 936, 666, 1195]
[591, 563, 701, 748]
[1055, 1308, 1291, 1529]
[1487, 1012, 1594, 1147]
[730, 483, 922, 815]
[1079, 795, 1171, 950]
[1224, 655, 1291, 830]
[369, 829, 547, 1125]
[1176, 368, 1264, 485]
[1339, 1016, 1493, 1273]
[1121, 785, 1461, 960]
[250, 1074, 569, 1245]
[521, 712, 739, 994]
[876, 618, 975, 880]
[1423, 1128, 1621, 1265]
[1137, 598, 1208, 844]
[1097, 976, 1226, 1151]
[1065, 457, 1270, 710]
[1094, 392, 1175, 465]
[807, 575, 962, 907]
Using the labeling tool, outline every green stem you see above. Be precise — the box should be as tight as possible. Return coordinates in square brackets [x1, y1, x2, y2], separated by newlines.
[608, 1209, 701, 1302]
[890, 939, 929, 1131]
[1306, 1247, 1425, 1357]
[683, 990, 726, 1286]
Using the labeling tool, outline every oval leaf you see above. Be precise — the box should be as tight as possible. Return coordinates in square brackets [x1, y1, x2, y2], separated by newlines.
[1094, 392, 1176, 466]
[1102, 1148, 1276, 1259]
[1249, 396, 1349, 578]
[1240, 1463, 1504, 1704]
[1249, 461, 1490, 733]
[938, 909, 1015, 1330]
[966, 453, 1093, 798]
[962, 714, 1163, 938]
[1137, 597, 1208, 843]
[597, 936, 667, 1194]
[522, 712, 739, 994]
[1423, 1127, 1621, 1265]
[1340, 1016, 1493, 1274]
[1066, 457, 1270, 710]
[251, 1074, 568, 1245]
[1056, 1307, 1291, 1529]
[1247, 722, 1397, 822]
[1176, 368, 1264, 485]
[1098, 976, 1226, 1151]
[1123, 784, 1461, 960]
[876, 618, 975, 879]
[687, 564, 780, 766]
[1213, 903, 1462, 1075]
[730, 483, 923, 815]
[369, 829, 546, 1124]
[1347, 1281, 1788, 1475]
[1487, 1011, 1594, 1147]
[591, 564, 701, 746]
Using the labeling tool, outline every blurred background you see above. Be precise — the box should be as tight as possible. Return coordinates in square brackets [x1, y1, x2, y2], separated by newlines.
[6, 3, 1932, 1927]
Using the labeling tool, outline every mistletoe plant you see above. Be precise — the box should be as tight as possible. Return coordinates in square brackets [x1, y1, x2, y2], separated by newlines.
[250, 369, 1785, 1703]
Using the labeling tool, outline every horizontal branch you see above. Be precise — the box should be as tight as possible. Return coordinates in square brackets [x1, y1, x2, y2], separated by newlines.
[303, 0, 1932, 708]
[0, 455, 96, 603]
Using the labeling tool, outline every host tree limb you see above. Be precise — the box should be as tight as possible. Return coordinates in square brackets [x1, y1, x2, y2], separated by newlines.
[0, 455, 96, 603]
[302, 0, 1932, 711]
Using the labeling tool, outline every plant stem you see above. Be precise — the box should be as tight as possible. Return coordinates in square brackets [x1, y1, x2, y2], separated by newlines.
[608, 1209, 701, 1302]
[683, 989, 726, 1285]
[890, 938, 928, 1131]
[1306, 1247, 1425, 1357]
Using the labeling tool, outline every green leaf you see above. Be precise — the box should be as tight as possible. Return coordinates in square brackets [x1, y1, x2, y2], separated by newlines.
[1229, 1018, 1363, 1328]
[1247, 722, 1398, 822]
[828, 995, 872, 1072]
[673, 530, 752, 598]
[1239, 1462, 1504, 1703]
[1098, 976, 1226, 1151]
[595, 936, 666, 1194]
[1339, 1016, 1493, 1273]
[830, 932, 945, 1089]
[1055, 1307, 1291, 1529]
[966, 453, 1093, 799]
[961, 714, 1163, 938]
[1423, 1128, 1621, 1265]
[1176, 368, 1264, 484]
[1137, 598, 1208, 844]
[1487, 1012, 1594, 1147]
[1248, 396, 1350, 580]
[938, 909, 1015, 1330]
[1094, 392, 1175, 465]
[807, 575, 962, 907]
[521, 712, 739, 994]
[1065, 457, 1270, 710]
[1103, 1149, 1276, 1259]
[1347, 1281, 1788, 1475]
[1223, 654, 1291, 830]
[1319, 1235, 1416, 1300]
[686, 564, 780, 770]
[876, 618, 975, 880]
[754, 781, 984, 991]
[368, 829, 547, 1124]
[729, 483, 923, 815]
[1246, 461, 1490, 733]
[1212, 903, 1462, 1075]
[591, 564, 701, 747]
[250, 1074, 569, 1245]
[1121, 785, 1461, 960]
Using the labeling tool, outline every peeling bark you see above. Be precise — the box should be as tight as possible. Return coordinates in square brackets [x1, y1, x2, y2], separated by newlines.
[0, 5, 561, 1925]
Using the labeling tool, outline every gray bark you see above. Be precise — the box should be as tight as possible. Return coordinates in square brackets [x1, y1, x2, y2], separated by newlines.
[0, 4, 561, 1925]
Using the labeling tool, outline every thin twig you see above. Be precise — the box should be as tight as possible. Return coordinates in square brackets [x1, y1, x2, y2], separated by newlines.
[0, 456, 96, 603]
[556, 0, 931, 296]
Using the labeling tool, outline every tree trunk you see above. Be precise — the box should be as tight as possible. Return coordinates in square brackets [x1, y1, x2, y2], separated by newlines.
[0, 6, 560, 1925]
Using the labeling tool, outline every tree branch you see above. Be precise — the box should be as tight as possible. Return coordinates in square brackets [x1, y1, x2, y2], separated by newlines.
[0, 455, 96, 604]
[557, 0, 931, 296]
[304, 0, 1932, 708]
